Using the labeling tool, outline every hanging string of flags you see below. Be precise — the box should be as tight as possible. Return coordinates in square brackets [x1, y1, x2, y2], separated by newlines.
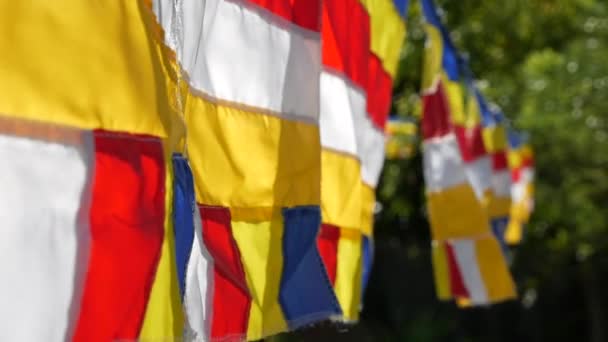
[316, 0, 408, 323]
[0, 0, 405, 341]
[0, 0, 535, 341]
[506, 131, 535, 245]
[153, 1, 339, 340]
[419, 0, 535, 306]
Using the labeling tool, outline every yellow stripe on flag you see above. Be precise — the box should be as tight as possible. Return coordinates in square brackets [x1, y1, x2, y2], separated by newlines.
[0, 0, 178, 138]
[505, 220, 524, 245]
[507, 148, 524, 169]
[334, 228, 363, 321]
[443, 76, 466, 125]
[431, 242, 452, 300]
[475, 237, 517, 302]
[427, 183, 490, 240]
[321, 150, 362, 230]
[485, 194, 512, 218]
[231, 210, 288, 341]
[138, 5, 187, 340]
[360, 184, 376, 237]
[360, 0, 407, 77]
[482, 126, 507, 153]
[463, 92, 483, 127]
[185, 92, 321, 208]
[421, 24, 443, 92]
[140, 141, 184, 341]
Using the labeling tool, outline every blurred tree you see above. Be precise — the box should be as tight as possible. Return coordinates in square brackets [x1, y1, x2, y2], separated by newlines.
[270, 1, 608, 341]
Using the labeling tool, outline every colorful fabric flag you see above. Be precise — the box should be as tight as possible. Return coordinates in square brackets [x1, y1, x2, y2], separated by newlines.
[476, 98, 512, 254]
[150, 0, 344, 340]
[0, 2, 186, 341]
[420, 0, 516, 306]
[1, 1, 346, 341]
[505, 131, 535, 245]
[316, 0, 408, 322]
[0, 0, 420, 340]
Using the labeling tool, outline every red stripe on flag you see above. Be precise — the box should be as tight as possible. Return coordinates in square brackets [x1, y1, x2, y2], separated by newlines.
[321, 0, 370, 90]
[511, 167, 522, 182]
[522, 156, 534, 169]
[367, 54, 393, 129]
[453, 125, 487, 162]
[317, 224, 341, 285]
[199, 206, 251, 339]
[492, 151, 508, 171]
[74, 131, 165, 341]
[445, 242, 469, 298]
[422, 81, 452, 139]
[247, 0, 321, 32]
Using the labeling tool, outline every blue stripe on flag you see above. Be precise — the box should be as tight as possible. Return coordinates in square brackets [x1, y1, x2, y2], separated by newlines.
[172, 154, 196, 300]
[392, 0, 409, 19]
[279, 206, 342, 328]
[490, 217, 510, 256]
[442, 44, 460, 81]
[508, 130, 524, 148]
[421, 0, 460, 81]
[421, 0, 442, 28]
[361, 236, 374, 299]
[475, 90, 496, 127]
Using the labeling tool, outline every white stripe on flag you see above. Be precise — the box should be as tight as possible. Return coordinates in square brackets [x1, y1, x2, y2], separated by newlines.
[464, 156, 492, 200]
[184, 205, 214, 341]
[352, 109, 386, 188]
[320, 71, 363, 157]
[422, 133, 466, 192]
[450, 239, 488, 305]
[491, 170, 511, 198]
[155, 0, 322, 123]
[0, 120, 94, 341]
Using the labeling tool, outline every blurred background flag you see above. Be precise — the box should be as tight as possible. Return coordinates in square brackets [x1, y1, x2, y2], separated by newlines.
[420, 0, 516, 306]
[476, 97, 513, 255]
[506, 130, 535, 245]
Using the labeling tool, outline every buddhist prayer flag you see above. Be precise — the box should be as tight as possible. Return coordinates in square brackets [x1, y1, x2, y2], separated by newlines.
[0, 2, 185, 340]
[150, 0, 345, 340]
[0, 0, 448, 340]
[505, 130, 535, 245]
[316, 0, 408, 322]
[0, 0, 341, 340]
[0, 0, 411, 340]
[476, 98, 513, 254]
[420, 0, 516, 306]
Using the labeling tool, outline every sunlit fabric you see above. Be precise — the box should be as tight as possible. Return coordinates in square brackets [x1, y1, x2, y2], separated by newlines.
[0, 0, 339, 340]
[316, 0, 408, 323]
[151, 0, 344, 340]
[0, 0, 409, 339]
[0, 2, 185, 340]
[421, 0, 516, 306]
